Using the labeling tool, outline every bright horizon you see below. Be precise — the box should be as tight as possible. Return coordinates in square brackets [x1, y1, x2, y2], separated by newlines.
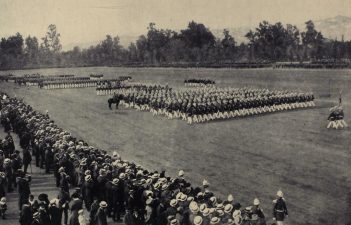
[1, 0, 351, 50]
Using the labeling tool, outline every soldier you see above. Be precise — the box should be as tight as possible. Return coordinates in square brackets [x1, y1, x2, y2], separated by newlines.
[272, 190, 288, 225]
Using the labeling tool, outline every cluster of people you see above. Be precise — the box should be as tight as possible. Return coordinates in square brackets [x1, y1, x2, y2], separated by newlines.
[184, 79, 215, 87]
[327, 96, 348, 129]
[89, 74, 104, 80]
[110, 85, 315, 124]
[0, 91, 289, 225]
[97, 82, 160, 96]
[14, 76, 89, 87]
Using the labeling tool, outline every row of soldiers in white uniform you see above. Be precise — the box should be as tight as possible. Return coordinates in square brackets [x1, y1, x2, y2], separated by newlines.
[0, 91, 289, 225]
[14, 76, 88, 86]
[111, 86, 315, 124]
[37, 79, 123, 89]
[184, 79, 216, 87]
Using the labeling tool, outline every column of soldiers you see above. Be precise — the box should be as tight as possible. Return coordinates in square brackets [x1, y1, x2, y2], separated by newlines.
[184, 79, 216, 87]
[0, 91, 290, 225]
[110, 85, 315, 124]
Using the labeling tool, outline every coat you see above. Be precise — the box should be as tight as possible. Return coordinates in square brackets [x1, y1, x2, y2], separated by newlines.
[273, 198, 288, 221]
[69, 210, 80, 225]
[95, 207, 108, 225]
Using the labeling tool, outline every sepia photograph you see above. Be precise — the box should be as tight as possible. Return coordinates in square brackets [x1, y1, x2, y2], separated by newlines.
[0, 0, 350, 225]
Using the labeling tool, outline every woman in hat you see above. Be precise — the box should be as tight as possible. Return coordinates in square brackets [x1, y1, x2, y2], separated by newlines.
[273, 190, 288, 225]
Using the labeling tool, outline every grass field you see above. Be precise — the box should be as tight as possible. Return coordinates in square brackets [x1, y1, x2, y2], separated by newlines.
[1, 67, 351, 225]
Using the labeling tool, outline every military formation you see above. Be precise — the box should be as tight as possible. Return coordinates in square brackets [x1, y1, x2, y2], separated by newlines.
[0, 92, 289, 225]
[108, 85, 315, 124]
[184, 79, 215, 87]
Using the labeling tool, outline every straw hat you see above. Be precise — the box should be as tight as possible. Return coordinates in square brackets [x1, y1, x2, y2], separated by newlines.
[194, 216, 203, 225]
[224, 204, 233, 214]
[202, 179, 210, 187]
[189, 201, 199, 213]
[99, 201, 108, 208]
[253, 198, 260, 206]
[199, 203, 207, 212]
[210, 217, 220, 224]
[202, 208, 211, 217]
[170, 219, 178, 225]
[170, 199, 178, 207]
[277, 190, 284, 198]
[112, 178, 119, 185]
[227, 194, 234, 202]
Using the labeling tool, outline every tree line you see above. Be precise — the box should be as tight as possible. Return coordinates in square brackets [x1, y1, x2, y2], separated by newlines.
[1, 20, 351, 69]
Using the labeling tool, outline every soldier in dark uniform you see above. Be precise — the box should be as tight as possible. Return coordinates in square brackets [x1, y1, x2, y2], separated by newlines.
[273, 190, 288, 225]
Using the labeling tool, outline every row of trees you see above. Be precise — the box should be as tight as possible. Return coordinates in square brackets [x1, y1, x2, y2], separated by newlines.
[1, 21, 351, 69]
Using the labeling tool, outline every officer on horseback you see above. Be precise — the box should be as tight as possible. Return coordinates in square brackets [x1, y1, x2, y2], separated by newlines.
[108, 94, 124, 110]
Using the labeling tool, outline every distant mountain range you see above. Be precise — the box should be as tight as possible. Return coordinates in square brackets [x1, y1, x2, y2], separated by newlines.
[63, 15, 351, 50]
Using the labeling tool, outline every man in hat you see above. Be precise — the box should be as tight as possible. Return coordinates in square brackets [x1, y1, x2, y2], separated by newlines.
[58, 187, 71, 225]
[111, 178, 123, 222]
[0, 197, 7, 219]
[49, 199, 62, 225]
[22, 147, 32, 174]
[17, 171, 31, 211]
[251, 198, 265, 225]
[95, 201, 108, 225]
[273, 190, 288, 225]
[82, 175, 94, 211]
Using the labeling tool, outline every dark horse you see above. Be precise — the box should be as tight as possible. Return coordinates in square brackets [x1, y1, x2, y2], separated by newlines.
[108, 94, 124, 110]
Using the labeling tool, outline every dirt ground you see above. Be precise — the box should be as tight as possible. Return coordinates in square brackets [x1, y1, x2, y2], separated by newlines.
[1, 67, 351, 225]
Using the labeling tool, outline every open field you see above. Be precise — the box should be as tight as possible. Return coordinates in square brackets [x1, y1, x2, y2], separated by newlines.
[1, 67, 351, 225]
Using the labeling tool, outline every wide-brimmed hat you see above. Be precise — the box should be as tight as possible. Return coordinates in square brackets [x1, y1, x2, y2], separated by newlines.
[224, 204, 233, 213]
[227, 194, 234, 202]
[277, 190, 284, 198]
[194, 216, 203, 225]
[170, 199, 178, 207]
[216, 209, 224, 216]
[202, 208, 211, 217]
[189, 201, 199, 213]
[210, 217, 220, 224]
[85, 175, 92, 181]
[253, 198, 260, 206]
[119, 173, 126, 179]
[99, 201, 108, 208]
[199, 203, 207, 212]
[112, 178, 119, 185]
[216, 203, 224, 210]
[0, 197, 6, 204]
[202, 179, 209, 187]
[210, 196, 217, 204]
[170, 219, 178, 225]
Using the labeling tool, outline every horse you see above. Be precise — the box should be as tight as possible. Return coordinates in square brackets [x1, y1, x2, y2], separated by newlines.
[108, 94, 123, 110]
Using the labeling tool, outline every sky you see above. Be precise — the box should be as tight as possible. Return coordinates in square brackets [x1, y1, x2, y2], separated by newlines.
[1, 0, 351, 50]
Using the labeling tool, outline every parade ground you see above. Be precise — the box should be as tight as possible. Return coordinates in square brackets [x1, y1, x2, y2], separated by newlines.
[1, 67, 351, 225]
